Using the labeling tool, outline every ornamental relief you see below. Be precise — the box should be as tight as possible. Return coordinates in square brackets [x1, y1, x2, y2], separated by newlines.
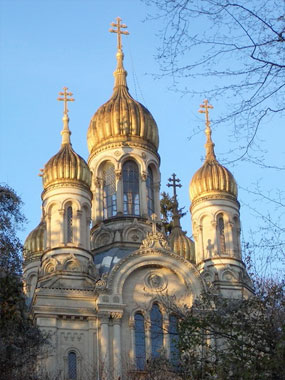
[144, 271, 168, 292]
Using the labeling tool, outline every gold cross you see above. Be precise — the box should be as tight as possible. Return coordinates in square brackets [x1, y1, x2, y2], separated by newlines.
[57, 87, 75, 115]
[109, 17, 129, 50]
[167, 173, 182, 203]
[199, 99, 213, 129]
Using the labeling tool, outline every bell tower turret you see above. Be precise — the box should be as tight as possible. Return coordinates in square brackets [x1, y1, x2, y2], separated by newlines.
[87, 18, 161, 254]
[189, 100, 252, 296]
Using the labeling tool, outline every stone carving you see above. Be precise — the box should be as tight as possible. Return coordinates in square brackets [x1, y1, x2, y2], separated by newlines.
[145, 271, 167, 291]
[114, 150, 121, 157]
[141, 214, 170, 250]
[60, 331, 84, 343]
[141, 231, 170, 250]
[111, 312, 123, 320]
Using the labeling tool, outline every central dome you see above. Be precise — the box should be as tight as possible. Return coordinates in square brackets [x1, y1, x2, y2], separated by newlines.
[87, 50, 159, 157]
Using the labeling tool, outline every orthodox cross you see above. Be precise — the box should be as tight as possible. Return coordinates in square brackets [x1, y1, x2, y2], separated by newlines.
[57, 87, 75, 116]
[198, 99, 213, 129]
[149, 213, 160, 234]
[109, 17, 129, 50]
[167, 173, 182, 203]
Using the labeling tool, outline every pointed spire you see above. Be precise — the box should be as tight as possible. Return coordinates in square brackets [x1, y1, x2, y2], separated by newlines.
[198, 99, 216, 161]
[109, 17, 129, 88]
[167, 173, 182, 228]
[57, 87, 75, 146]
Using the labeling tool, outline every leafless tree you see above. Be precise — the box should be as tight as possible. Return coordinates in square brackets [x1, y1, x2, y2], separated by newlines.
[144, 0, 285, 164]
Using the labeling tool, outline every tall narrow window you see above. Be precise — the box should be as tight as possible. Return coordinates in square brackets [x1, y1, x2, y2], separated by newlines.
[169, 315, 179, 367]
[102, 162, 117, 218]
[150, 304, 163, 358]
[68, 351, 77, 379]
[218, 215, 226, 254]
[67, 206, 73, 243]
[146, 166, 155, 216]
[123, 160, 140, 215]
[134, 312, 146, 370]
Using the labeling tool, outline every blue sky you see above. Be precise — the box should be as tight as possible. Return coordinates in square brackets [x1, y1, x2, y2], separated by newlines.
[1, 0, 283, 271]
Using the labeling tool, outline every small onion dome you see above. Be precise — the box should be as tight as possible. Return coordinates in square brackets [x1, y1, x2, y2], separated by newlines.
[168, 215, 195, 262]
[23, 220, 45, 263]
[87, 49, 159, 157]
[189, 114, 237, 202]
[42, 114, 91, 190]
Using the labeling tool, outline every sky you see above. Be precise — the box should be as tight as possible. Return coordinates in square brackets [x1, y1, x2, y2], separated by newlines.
[0, 0, 284, 272]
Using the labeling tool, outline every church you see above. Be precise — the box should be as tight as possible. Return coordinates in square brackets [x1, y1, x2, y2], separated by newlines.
[23, 18, 253, 380]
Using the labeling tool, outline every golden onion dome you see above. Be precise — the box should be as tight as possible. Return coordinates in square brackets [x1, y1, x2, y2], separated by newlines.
[42, 99, 91, 190]
[23, 220, 45, 263]
[189, 100, 237, 202]
[87, 23, 159, 158]
[169, 216, 195, 262]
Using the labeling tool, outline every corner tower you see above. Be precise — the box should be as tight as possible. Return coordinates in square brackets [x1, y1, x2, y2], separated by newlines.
[190, 100, 252, 296]
[38, 88, 96, 289]
[87, 18, 161, 256]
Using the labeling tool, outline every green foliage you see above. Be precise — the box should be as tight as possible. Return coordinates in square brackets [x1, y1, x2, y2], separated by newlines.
[0, 185, 46, 379]
[160, 192, 186, 235]
[0, 185, 26, 274]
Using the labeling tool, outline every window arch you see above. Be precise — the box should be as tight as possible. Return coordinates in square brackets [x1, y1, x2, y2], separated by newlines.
[146, 166, 155, 216]
[218, 214, 226, 254]
[150, 304, 163, 358]
[102, 162, 117, 218]
[67, 206, 73, 243]
[123, 160, 140, 215]
[134, 312, 146, 370]
[68, 351, 77, 379]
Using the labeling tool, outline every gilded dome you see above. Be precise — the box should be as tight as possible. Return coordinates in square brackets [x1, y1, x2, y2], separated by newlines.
[42, 114, 91, 190]
[23, 220, 45, 262]
[190, 159, 237, 201]
[189, 101, 237, 202]
[87, 49, 159, 157]
[169, 226, 195, 262]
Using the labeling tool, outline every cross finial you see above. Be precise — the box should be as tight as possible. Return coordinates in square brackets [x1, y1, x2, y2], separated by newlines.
[167, 173, 182, 204]
[57, 87, 75, 116]
[199, 99, 213, 130]
[109, 17, 129, 51]
[199, 99, 216, 160]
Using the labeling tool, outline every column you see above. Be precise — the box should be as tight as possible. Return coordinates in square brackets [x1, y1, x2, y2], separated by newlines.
[128, 319, 135, 365]
[140, 172, 148, 218]
[145, 318, 151, 359]
[163, 318, 170, 358]
[76, 210, 82, 247]
[115, 170, 123, 215]
[88, 317, 97, 376]
[227, 221, 235, 257]
[154, 181, 161, 219]
[112, 312, 123, 379]
[99, 312, 110, 376]
[58, 209, 65, 246]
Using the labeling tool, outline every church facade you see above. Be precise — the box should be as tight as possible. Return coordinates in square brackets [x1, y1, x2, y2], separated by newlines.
[23, 18, 252, 380]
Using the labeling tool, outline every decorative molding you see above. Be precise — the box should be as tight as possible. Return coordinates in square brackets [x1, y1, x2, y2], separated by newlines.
[141, 231, 170, 250]
[144, 271, 168, 291]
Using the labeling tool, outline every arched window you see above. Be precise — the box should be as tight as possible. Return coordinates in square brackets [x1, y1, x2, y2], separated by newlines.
[134, 312, 146, 370]
[146, 166, 155, 216]
[218, 215, 226, 254]
[123, 160, 140, 215]
[169, 315, 179, 367]
[102, 162, 117, 218]
[150, 304, 163, 358]
[68, 351, 77, 379]
[67, 206, 73, 243]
